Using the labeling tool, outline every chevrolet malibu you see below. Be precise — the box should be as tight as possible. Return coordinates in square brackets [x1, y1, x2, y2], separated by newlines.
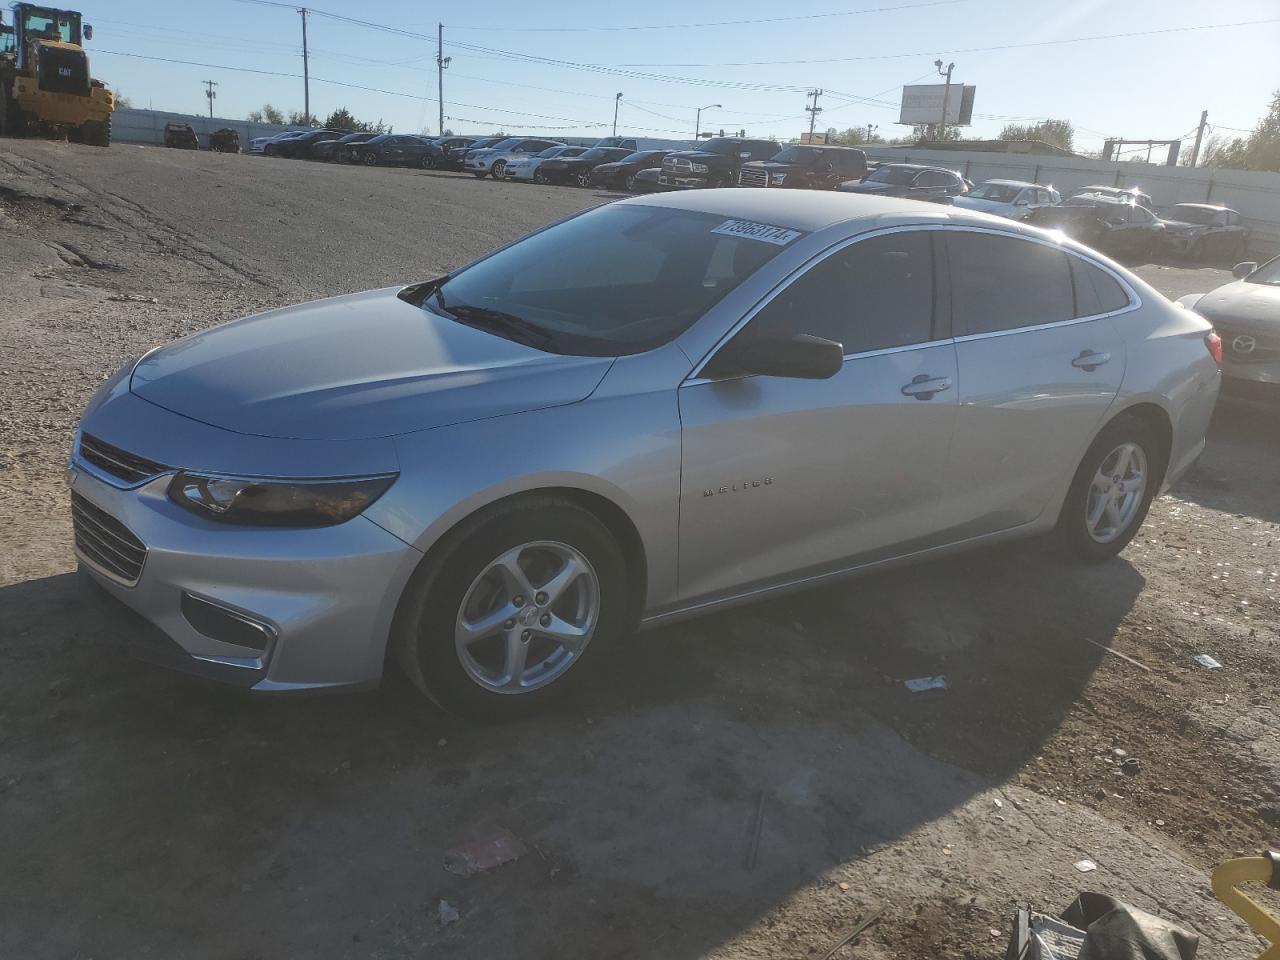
[72, 192, 1221, 718]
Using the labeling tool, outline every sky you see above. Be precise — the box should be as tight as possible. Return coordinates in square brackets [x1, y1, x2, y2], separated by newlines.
[74, 0, 1280, 154]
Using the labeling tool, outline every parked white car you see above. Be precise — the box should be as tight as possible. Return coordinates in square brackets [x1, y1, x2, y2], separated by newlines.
[504, 145, 588, 183]
[464, 137, 564, 179]
[953, 180, 1060, 220]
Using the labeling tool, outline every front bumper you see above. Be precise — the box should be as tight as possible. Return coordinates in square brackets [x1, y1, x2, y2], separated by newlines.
[464, 158, 493, 171]
[70, 462, 422, 693]
[658, 173, 708, 189]
[505, 166, 535, 180]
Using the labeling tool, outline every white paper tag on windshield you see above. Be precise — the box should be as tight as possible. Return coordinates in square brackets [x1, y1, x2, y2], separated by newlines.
[711, 219, 803, 245]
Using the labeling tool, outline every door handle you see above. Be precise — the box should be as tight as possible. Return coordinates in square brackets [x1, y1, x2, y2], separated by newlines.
[901, 374, 952, 400]
[1072, 350, 1111, 371]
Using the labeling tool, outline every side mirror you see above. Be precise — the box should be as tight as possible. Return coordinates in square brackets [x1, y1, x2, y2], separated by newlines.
[1233, 261, 1257, 280]
[707, 334, 843, 381]
[739, 151, 751, 159]
[83, 23, 93, 40]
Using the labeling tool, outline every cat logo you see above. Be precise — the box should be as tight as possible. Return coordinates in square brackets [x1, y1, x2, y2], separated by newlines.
[703, 477, 774, 497]
[59, 67, 73, 77]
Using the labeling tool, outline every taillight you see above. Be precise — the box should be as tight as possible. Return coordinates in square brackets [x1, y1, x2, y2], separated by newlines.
[1205, 330, 1223, 366]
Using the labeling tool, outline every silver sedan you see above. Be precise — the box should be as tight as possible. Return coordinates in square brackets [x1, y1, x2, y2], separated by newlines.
[72, 192, 1221, 718]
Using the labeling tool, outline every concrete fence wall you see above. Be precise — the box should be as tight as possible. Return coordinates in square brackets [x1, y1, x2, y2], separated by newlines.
[865, 146, 1280, 258]
[112, 108, 294, 147]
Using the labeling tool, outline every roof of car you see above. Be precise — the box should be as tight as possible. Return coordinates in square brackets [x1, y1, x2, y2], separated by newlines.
[621, 187, 1039, 234]
[1170, 202, 1231, 212]
[983, 179, 1040, 188]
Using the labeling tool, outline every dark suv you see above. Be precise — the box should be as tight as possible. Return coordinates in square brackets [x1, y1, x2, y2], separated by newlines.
[659, 137, 780, 189]
[351, 134, 436, 167]
[421, 136, 477, 170]
[838, 163, 969, 202]
[739, 145, 867, 190]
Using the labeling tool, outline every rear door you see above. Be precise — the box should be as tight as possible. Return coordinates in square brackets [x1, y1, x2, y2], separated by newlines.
[678, 229, 959, 601]
[938, 230, 1129, 538]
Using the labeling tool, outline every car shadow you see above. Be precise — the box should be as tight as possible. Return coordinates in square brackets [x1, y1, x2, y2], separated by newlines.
[0, 534, 1142, 959]
[1174, 396, 1280, 524]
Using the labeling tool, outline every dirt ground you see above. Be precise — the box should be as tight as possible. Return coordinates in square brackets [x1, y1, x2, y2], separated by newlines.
[1, 140, 1277, 960]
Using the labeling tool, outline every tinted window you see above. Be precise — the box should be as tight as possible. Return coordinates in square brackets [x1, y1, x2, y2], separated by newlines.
[838, 152, 867, 176]
[435, 206, 794, 356]
[948, 233, 1074, 334]
[750, 232, 935, 354]
[915, 171, 952, 188]
[1071, 257, 1131, 316]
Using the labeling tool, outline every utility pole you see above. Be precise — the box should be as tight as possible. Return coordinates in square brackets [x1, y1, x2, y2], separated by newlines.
[436, 24, 451, 135]
[805, 89, 823, 142]
[934, 59, 954, 139]
[1189, 109, 1209, 167]
[298, 7, 310, 125]
[613, 92, 622, 137]
[865, 123, 878, 142]
[202, 79, 218, 120]
[695, 103, 720, 140]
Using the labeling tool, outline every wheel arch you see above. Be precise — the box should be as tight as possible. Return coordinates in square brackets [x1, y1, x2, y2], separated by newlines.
[1098, 400, 1174, 479]
[385, 484, 650, 666]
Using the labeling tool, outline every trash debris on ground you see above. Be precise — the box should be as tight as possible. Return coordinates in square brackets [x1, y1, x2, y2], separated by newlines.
[443, 828, 527, 877]
[1073, 859, 1098, 873]
[819, 905, 886, 960]
[1084, 638, 1152, 672]
[904, 675, 948, 693]
[1005, 893, 1199, 960]
[1192, 654, 1222, 669]
[437, 900, 460, 926]
[1120, 757, 1142, 776]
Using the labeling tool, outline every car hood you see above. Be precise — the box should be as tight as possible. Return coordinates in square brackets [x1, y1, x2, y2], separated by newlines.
[129, 288, 615, 441]
[1194, 280, 1280, 330]
[952, 196, 1009, 212]
[1161, 218, 1206, 232]
[839, 180, 899, 194]
[592, 162, 625, 173]
[666, 150, 720, 162]
[742, 160, 801, 173]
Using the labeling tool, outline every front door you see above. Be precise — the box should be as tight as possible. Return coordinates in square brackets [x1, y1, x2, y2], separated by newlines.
[678, 230, 959, 603]
[938, 230, 1128, 539]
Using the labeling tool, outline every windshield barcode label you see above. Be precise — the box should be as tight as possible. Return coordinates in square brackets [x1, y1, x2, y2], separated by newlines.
[711, 220, 803, 245]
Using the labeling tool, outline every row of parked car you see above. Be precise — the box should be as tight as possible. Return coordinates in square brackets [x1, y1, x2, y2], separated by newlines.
[247, 127, 1251, 263]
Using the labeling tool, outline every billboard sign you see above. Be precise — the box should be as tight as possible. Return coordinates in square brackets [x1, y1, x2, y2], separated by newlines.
[898, 84, 976, 125]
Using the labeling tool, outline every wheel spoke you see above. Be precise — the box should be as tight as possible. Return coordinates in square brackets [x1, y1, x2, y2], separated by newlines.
[501, 631, 530, 689]
[1103, 498, 1122, 529]
[492, 548, 535, 599]
[539, 613, 590, 650]
[456, 604, 515, 647]
[1087, 492, 1110, 530]
[537, 555, 585, 606]
[1112, 444, 1133, 479]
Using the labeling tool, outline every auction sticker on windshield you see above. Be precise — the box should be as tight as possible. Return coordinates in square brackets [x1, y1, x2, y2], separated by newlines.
[711, 220, 804, 246]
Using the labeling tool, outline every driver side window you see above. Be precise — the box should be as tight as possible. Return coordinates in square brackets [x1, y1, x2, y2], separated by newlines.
[748, 232, 937, 355]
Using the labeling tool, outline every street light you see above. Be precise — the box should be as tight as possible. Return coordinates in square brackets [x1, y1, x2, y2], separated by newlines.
[695, 103, 721, 140]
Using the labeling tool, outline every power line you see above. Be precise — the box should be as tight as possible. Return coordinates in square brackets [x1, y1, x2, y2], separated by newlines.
[445, 0, 971, 32]
[597, 17, 1280, 66]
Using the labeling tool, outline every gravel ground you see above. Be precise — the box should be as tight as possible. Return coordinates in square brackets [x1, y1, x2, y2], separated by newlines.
[1, 139, 1277, 960]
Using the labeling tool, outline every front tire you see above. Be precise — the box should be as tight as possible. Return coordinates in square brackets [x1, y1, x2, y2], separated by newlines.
[363, 152, 378, 166]
[533, 168, 548, 185]
[394, 498, 629, 719]
[707, 171, 732, 189]
[624, 173, 637, 192]
[420, 154, 435, 169]
[1057, 414, 1163, 562]
[575, 170, 593, 188]
[491, 159, 506, 179]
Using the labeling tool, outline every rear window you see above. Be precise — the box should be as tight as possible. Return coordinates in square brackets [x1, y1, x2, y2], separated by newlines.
[1071, 257, 1131, 316]
[947, 233, 1075, 335]
[433, 206, 800, 356]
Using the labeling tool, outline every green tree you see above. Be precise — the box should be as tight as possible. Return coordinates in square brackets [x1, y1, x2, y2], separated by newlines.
[1241, 89, 1280, 172]
[248, 103, 285, 124]
[998, 119, 1074, 151]
[322, 106, 389, 133]
[113, 91, 133, 110]
[287, 109, 317, 127]
[829, 126, 885, 146]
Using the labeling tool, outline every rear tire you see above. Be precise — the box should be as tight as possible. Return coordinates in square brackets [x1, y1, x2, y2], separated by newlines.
[1057, 414, 1164, 563]
[80, 118, 111, 148]
[394, 498, 629, 720]
[363, 152, 378, 166]
[575, 169, 592, 188]
[624, 173, 637, 192]
[420, 154, 435, 169]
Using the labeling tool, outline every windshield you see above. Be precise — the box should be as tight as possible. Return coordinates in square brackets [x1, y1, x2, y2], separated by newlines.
[536, 146, 565, 158]
[621, 150, 658, 163]
[772, 146, 823, 163]
[700, 138, 743, 156]
[867, 166, 918, 185]
[488, 138, 522, 151]
[1167, 205, 1216, 224]
[21, 8, 79, 43]
[431, 205, 798, 356]
[578, 148, 630, 162]
[1245, 256, 1280, 285]
[967, 183, 1023, 202]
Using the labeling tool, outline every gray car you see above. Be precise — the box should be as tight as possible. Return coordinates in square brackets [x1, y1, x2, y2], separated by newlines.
[463, 137, 564, 179]
[1178, 255, 1280, 402]
[1159, 203, 1249, 261]
[71, 192, 1220, 718]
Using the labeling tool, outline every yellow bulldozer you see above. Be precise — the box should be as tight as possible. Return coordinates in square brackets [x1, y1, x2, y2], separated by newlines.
[0, 3, 114, 146]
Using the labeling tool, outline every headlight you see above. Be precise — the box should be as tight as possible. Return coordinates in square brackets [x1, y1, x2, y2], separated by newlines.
[168, 472, 396, 527]
[771, 172, 787, 185]
[691, 163, 708, 173]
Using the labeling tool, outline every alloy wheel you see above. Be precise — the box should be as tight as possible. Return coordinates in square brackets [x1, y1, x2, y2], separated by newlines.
[576, 170, 592, 188]
[454, 540, 600, 694]
[1085, 442, 1147, 543]
[624, 174, 636, 192]
[363, 152, 378, 166]
[492, 160, 506, 179]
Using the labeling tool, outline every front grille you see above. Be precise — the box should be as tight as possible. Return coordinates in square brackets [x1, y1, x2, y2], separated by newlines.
[79, 433, 168, 486]
[37, 46, 89, 96]
[72, 492, 147, 585]
[664, 157, 692, 173]
[739, 167, 769, 187]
